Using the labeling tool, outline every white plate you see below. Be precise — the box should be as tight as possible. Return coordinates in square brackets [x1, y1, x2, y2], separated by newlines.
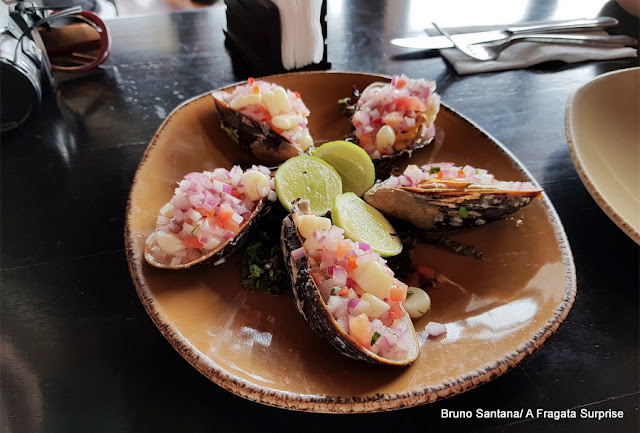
[565, 67, 640, 244]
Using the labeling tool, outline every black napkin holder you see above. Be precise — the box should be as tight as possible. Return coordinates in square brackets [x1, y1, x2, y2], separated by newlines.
[224, 0, 330, 76]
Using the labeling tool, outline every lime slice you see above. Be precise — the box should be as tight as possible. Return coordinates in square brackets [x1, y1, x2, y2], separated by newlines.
[312, 140, 375, 197]
[275, 156, 342, 215]
[332, 192, 402, 257]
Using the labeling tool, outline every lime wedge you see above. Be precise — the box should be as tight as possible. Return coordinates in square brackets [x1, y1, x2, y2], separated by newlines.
[275, 156, 342, 215]
[312, 140, 375, 197]
[332, 192, 402, 257]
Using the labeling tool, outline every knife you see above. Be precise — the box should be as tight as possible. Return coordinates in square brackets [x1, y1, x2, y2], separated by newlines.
[391, 16, 619, 50]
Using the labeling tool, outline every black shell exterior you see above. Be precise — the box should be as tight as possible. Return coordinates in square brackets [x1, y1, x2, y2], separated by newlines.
[145, 198, 273, 269]
[364, 183, 541, 231]
[280, 213, 418, 366]
[214, 97, 306, 166]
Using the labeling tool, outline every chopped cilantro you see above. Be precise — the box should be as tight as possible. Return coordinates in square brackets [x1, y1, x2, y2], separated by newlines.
[458, 207, 469, 218]
[220, 123, 239, 144]
[191, 222, 201, 236]
[475, 169, 480, 174]
[371, 331, 382, 346]
[417, 308, 425, 315]
[406, 290, 415, 298]
[429, 166, 441, 175]
[330, 287, 340, 295]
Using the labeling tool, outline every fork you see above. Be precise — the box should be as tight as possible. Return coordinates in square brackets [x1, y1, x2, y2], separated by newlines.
[432, 23, 638, 61]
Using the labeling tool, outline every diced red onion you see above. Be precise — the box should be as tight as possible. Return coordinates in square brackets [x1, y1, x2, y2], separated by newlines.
[358, 242, 371, 251]
[347, 298, 360, 309]
[355, 251, 378, 266]
[157, 216, 171, 225]
[327, 296, 349, 320]
[332, 266, 347, 287]
[291, 247, 306, 260]
[186, 208, 202, 223]
[425, 321, 447, 336]
[231, 212, 244, 225]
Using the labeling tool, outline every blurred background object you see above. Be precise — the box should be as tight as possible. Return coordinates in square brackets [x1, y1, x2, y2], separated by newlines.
[616, 0, 640, 17]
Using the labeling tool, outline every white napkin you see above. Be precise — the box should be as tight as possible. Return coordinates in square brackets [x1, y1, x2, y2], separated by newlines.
[427, 26, 637, 75]
[271, 0, 324, 70]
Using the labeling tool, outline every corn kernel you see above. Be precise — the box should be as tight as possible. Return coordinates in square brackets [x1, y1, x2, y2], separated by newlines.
[230, 93, 261, 109]
[274, 87, 292, 113]
[375, 125, 396, 149]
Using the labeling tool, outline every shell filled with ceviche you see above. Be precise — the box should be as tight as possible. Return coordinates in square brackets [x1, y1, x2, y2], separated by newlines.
[339, 75, 441, 162]
[281, 199, 419, 366]
[145, 165, 277, 269]
[364, 162, 543, 231]
[213, 78, 314, 165]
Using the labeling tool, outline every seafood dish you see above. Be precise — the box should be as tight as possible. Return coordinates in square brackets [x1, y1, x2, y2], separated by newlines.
[339, 74, 441, 162]
[281, 199, 420, 366]
[144, 165, 276, 269]
[141, 76, 543, 367]
[365, 162, 543, 231]
[213, 78, 314, 165]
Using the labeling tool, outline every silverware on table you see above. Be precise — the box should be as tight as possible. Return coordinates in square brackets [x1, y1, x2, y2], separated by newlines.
[391, 16, 619, 50]
[431, 22, 638, 61]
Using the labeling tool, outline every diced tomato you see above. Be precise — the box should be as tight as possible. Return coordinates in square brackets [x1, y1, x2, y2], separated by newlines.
[217, 203, 234, 222]
[294, 91, 301, 98]
[335, 241, 351, 258]
[253, 85, 260, 94]
[382, 111, 404, 128]
[458, 169, 465, 177]
[389, 281, 408, 302]
[379, 314, 394, 327]
[372, 117, 382, 124]
[248, 77, 255, 84]
[339, 287, 349, 297]
[388, 302, 405, 320]
[395, 96, 427, 112]
[231, 189, 243, 199]
[183, 236, 204, 249]
[224, 219, 240, 232]
[437, 170, 444, 179]
[347, 256, 357, 270]
[395, 78, 406, 89]
[207, 216, 223, 228]
[310, 269, 324, 284]
[349, 313, 373, 348]
[415, 264, 435, 279]
[195, 207, 210, 217]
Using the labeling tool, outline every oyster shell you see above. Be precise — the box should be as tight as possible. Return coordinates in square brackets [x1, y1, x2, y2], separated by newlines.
[338, 75, 441, 177]
[146, 198, 271, 269]
[364, 163, 542, 231]
[213, 80, 314, 166]
[281, 199, 419, 366]
[144, 166, 275, 269]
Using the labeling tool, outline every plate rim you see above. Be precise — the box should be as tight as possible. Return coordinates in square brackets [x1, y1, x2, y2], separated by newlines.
[125, 70, 577, 413]
[565, 66, 640, 245]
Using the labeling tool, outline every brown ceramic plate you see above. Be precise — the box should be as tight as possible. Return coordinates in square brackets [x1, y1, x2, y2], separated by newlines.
[125, 71, 576, 413]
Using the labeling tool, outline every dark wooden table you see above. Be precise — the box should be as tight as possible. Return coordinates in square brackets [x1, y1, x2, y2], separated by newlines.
[2, 1, 638, 431]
